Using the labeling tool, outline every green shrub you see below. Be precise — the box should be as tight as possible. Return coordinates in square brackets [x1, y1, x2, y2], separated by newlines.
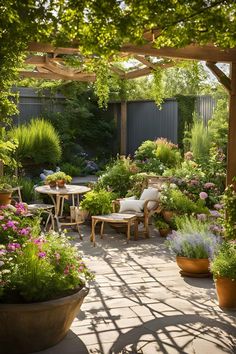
[80, 189, 113, 215]
[10, 119, 61, 166]
[156, 143, 181, 167]
[210, 242, 236, 279]
[16, 177, 36, 203]
[135, 158, 164, 174]
[126, 173, 150, 198]
[134, 140, 156, 160]
[60, 163, 82, 177]
[97, 157, 137, 197]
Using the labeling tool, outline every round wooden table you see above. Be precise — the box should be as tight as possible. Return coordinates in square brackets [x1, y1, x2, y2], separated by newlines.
[35, 184, 90, 235]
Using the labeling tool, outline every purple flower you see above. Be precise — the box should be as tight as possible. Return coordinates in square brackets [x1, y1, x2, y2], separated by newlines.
[199, 192, 208, 200]
[210, 210, 220, 218]
[38, 252, 46, 258]
[7, 243, 21, 252]
[190, 179, 199, 186]
[19, 227, 31, 236]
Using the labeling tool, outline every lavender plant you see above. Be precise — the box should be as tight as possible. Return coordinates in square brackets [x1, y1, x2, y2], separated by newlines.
[166, 217, 222, 259]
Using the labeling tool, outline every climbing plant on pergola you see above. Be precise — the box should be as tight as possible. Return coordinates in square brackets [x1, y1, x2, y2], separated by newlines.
[1, 0, 236, 185]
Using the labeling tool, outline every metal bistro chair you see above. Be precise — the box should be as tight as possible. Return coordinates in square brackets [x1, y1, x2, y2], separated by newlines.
[27, 203, 55, 231]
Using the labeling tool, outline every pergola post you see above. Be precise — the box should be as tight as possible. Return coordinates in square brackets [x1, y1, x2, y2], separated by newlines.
[227, 62, 236, 186]
[120, 101, 127, 155]
[0, 161, 3, 177]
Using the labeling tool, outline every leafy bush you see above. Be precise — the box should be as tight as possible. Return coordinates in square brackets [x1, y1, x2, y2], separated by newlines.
[163, 160, 205, 180]
[126, 173, 150, 198]
[16, 177, 36, 203]
[155, 138, 181, 167]
[97, 157, 138, 197]
[60, 162, 82, 177]
[134, 140, 156, 160]
[210, 242, 236, 280]
[166, 216, 221, 259]
[80, 189, 113, 215]
[0, 204, 93, 303]
[220, 185, 236, 240]
[135, 158, 164, 174]
[10, 119, 61, 166]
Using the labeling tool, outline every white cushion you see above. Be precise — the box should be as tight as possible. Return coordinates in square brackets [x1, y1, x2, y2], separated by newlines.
[124, 196, 136, 200]
[140, 188, 159, 210]
[119, 200, 145, 213]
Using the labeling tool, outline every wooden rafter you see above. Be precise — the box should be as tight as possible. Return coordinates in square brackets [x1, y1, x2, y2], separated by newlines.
[206, 62, 231, 93]
[20, 71, 96, 82]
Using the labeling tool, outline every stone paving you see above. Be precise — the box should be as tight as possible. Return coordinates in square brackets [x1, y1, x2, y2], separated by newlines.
[36, 225, 236, 354]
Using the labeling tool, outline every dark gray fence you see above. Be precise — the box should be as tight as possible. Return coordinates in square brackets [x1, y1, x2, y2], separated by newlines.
[13, 87, 216, 155]
[12, 87, 65, 125]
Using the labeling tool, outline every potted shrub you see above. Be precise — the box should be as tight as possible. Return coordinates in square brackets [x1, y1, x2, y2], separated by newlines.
[0, 203, 93, 354]
[210, 242, 236, 309]
[80, 189, 113, 217]
[45, 171, 72, 188]
[0, 182, 13, 205]
[154, 216, 171, 237]
[166, 216, 222, 277]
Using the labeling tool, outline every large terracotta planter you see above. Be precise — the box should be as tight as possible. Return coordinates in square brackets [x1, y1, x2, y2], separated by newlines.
[0, 285, 89, 354]
[0, 192, 12, 205]
[159, 228, 171, 237]
[176, 256, 210, 277]
[215, 277, 236, 309]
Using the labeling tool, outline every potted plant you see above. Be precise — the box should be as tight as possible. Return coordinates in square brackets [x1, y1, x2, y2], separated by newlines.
[0, 203, 94, 354]
[80, 189, 113, 217]
[160, 185, 208, 222]
[210, 242, 236, 309]
[166, 216, 222, 277]
[45, 172, 72, 188]
[0, 182, 13, 205]
[154, 216, 171, 237]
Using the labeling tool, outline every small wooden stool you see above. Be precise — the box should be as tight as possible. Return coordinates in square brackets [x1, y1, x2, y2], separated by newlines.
[90, 213, 138, 246]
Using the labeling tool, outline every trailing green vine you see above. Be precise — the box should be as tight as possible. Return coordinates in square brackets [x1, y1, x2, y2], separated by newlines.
[152, 67, 166, 107]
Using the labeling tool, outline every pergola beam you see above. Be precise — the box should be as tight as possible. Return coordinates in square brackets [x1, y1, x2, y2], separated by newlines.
[20, 71, 96, 82]
[206, 62, 231, 93]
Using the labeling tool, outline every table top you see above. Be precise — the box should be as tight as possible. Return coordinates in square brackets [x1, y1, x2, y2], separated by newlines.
[92, 213, 137, 222]
[35, 184, 91, 195]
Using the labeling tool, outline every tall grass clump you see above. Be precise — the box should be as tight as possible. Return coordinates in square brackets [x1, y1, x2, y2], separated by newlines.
[10, 119, 61, 166]
[190, 118, 211, 163]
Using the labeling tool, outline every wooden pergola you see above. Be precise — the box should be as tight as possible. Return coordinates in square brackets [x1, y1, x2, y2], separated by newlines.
[21, 36, 236, 186]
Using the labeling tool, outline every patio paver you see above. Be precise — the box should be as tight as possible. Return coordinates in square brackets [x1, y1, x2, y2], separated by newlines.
[34, 226, 236, 354]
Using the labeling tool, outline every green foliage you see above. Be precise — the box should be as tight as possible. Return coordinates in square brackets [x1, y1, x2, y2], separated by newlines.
[134, 140, 157, 161]
[176, 95, 196, 150]
[45, 172, 72, 184]
[160, 186, 208, 214]
[210, 242, 236, 280]
[44, 82, 116, 161]
[126, 173, 150, 198]
[16, 177, 36, 203]
[80, 189, 113, 216]
[175, 215, 210, 234]
[208, 98, 228, 154]
[156, 140, 181, 168]
[190, 118, 211, 164]
[10, 119, 61, 166]
[0, 182, 12, 192]
[97, 157, 138, 197]
[60, 163, 82, 177]
[220, 185, 236, 240]
[163, 160, 205, 180]
[0, 128, 18, 169]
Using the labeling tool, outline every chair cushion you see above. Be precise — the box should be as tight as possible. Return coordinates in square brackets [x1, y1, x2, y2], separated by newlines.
[140, 187, 160, 210]
[119, 200, 145, 213]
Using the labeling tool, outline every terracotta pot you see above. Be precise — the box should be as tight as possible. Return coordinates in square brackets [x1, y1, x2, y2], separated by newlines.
[215, 277, 236, 309]
[162, 210, 175, 222]
[0, 192, 12, 205]
[49, 181, 57, 188]
[159, 228, 171, 237]
[176, 256, 210, 274]
[0, 285, 89, 354]
[57, 179, 66, 188]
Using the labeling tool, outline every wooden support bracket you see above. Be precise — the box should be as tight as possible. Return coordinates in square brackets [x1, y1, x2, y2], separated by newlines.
[206, 62, 231, 93]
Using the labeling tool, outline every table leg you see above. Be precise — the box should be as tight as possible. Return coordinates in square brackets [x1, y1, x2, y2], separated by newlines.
[127, 221, 131, 243]
[100, 221, 104, 239]
[90, 218, 96, 247]
[134, 219, 138, 240]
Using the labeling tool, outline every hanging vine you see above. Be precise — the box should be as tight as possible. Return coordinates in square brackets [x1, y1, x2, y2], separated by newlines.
[152, 67, 166, 107]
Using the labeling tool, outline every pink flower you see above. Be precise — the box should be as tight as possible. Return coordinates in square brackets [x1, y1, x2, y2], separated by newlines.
[7, 243, 21, 252]
[199, 192, 208, 200]
[204, 182, 215, 189]
[214, 204, 223, 210]
[189, 179, 199, 186]
[38, 252, 46, 258]
[64, 265, 70, 275]
[19, 227, 31, 236]
[184, 151, 193, 160]
[197, 214, 207, 221]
